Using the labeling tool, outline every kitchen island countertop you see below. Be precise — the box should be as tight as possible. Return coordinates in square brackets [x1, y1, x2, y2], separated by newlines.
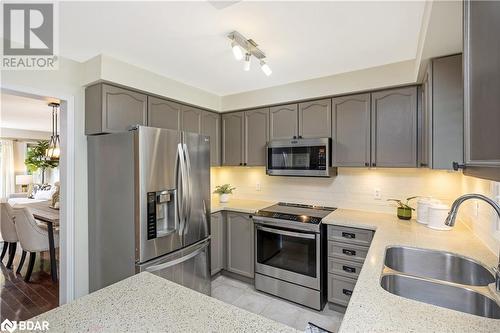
[31, 272, 298, 333]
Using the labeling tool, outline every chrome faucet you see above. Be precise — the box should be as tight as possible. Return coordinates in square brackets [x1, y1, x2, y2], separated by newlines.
[445, 193, 500, 292]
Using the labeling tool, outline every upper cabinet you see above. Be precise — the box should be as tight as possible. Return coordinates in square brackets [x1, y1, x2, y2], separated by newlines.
[299, 99, 332, 138]
[85, 83, 147, 135]
[201, 111, 221, 166]
[222, 109, 270, 166]
[420, 55, 463, 170]
[147, 96, 181, 131]
[463, 0, 500, 181]
[332, 94, 371, 167]
[181, 106, 202, 134]
[371, 87, 417, 167]
[222, 112, 244, 166]
[244, 108, 270, 166]
[270, 104, 298, 140]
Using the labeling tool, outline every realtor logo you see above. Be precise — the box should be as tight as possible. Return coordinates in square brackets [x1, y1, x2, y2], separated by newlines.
[0, 319, 49, 332]
[2, 2, 58, 69]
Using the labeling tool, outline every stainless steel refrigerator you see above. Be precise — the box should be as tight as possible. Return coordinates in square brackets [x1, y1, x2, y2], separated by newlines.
[88, 126, 211, 295]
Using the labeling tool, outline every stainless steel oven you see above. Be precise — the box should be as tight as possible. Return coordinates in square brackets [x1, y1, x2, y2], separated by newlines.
[266, 138, 334, 177]
[253, 202, 335, 310]
[255, 225, 320, 290]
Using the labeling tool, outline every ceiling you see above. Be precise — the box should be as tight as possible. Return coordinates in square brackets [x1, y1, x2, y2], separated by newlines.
[59, 1, 426, 96]
[1, 92, 57, 133]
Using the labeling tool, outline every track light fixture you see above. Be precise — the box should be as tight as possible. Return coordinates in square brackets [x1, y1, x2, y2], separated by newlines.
[228, 31, 271, 76]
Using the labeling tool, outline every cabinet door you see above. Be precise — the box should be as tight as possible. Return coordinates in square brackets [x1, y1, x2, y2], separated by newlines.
[222, 112, 244, 166]
[181, 106, 202, 134]
[431, 55, 463, 170]
[201, 111, 221, 166]
[269, 104, 298, 140]
[464, 0, 500, 180]
[102, 84, 147, 133]
[210, 212, 224, 276]
[244, 108, 269, 166]
[332, 94, 371, 167]
[147, 96, 181, 130]
[226, 212, 254, 278]
[371, 87, 417, 167]
[299, 99, 331, 138]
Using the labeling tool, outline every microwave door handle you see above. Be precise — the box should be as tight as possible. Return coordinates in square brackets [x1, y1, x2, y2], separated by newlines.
[282, 152, 287, 168]
[256, 226, 316, 240]
[182, 143, 192, 235]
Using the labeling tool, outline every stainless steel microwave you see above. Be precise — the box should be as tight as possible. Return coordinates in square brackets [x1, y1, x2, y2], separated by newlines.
[266, 138, 336, 177]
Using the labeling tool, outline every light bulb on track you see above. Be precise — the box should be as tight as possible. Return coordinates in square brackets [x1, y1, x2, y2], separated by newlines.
[244, 53, 251, 71]
[231, 41, 243, 60]
[260, 60, 272, 76]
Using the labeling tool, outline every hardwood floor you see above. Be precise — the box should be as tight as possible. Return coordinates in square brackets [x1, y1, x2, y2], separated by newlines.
[0, 243, 59, 321]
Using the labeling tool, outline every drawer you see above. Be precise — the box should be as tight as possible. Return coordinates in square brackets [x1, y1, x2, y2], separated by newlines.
[328, 241, 369, 262]
[328, 257, 363, 279]
[328, 225, 373, 246]
[328, 273, 356, 306]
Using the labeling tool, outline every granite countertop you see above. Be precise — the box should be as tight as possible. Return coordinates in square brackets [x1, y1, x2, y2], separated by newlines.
[32, 272, 298, 333]
[322, 209, 499, 333]
[211, 197, 275, 214]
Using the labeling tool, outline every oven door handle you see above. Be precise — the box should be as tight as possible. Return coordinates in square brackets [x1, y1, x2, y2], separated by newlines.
[256, 225, 316, 240]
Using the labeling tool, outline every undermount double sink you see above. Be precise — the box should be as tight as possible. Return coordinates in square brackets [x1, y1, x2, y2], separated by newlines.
[380, 246, 500, 319]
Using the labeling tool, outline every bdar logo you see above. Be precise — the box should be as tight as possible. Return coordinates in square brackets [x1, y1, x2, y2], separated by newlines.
[0, 319, 17, 333]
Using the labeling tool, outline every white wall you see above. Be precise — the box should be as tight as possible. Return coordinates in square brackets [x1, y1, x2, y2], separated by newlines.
[83, 54, 221, 111]
[220, 60, 417, 111]
[211, 167, 500, 255]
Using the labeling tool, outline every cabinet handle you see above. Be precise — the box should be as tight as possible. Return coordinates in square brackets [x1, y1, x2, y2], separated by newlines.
[298, 135, 303, 139]
[342, 289, 353, 296]
[420, 163, 428, 167]
[244, 163, 247, 166]
[342, 232, 356, 239]
[293, 136, 297, 139]
[372, 163, 376, 167]
[364, 162, 369, 167]
[342, 249, 356, 256]
[342, 265, 356, 273]
[239, 162, 242, 166]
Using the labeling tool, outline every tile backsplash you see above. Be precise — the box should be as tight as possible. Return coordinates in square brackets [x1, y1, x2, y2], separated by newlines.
[211, 167, 500, 255]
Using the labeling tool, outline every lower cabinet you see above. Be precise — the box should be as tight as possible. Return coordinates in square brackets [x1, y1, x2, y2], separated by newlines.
[210, 211, 254, 279]
[210, 212, 224, 275]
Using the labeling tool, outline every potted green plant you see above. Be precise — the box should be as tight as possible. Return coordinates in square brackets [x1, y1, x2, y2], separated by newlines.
[213, 184, 236, 203]
[387, 196, 417, 220]
[24, 140, 59, 184]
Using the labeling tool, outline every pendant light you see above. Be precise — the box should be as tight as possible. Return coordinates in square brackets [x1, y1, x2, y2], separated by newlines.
[46, 102, 60, 160]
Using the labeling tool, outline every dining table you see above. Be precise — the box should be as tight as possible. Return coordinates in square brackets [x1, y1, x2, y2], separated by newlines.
[17, 200, 59, 282]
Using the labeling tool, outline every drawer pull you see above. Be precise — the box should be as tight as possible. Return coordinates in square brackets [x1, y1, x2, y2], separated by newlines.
[342, 232, 356, 239]
[342, 265, 356, 273]
[342, 289, 353, 296]
[342, 249, 356, 256]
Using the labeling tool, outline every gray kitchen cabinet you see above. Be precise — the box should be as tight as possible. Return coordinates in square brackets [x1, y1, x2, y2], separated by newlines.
[226, 212, 254, 278]
[371, 87, 417, 167]
[244, 108, 269, 166]
[202, 111, 221, 166]
[181, 106, 202, 134]
[210, 212, 225, 276]
[269, 104, 298, 140]
[299, 99, 332, 138]
[420, 55, 463, 170]
[332, 94, 371, 167]
[147, 96, 181, 130]
[463, 0, 500, 181]
[222, 112, 244, 166]
[85, 83, 147, 135]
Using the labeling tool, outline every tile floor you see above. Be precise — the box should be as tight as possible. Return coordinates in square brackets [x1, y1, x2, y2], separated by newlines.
[211, 275, 343, 332]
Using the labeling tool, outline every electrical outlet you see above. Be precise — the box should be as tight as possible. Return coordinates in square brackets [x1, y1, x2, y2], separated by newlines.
[256, 183, 261, 192]
[374, 188, 382, 200]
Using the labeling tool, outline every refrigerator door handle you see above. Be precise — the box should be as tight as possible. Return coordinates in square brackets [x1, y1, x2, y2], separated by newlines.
[143, 239, 209, 272]
[176, 143, 187, 238]
[182, 143, 193, 235]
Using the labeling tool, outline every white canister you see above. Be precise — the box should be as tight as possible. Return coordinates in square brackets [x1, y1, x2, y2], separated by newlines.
[416, 198, 440, 224]
[426, 203, 452, 231]
[219, 193, 230, 203]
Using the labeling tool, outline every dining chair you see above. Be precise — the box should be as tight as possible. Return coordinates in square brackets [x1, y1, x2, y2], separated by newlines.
[12, 207, 59, 282]
[1, 202, 26, 272]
